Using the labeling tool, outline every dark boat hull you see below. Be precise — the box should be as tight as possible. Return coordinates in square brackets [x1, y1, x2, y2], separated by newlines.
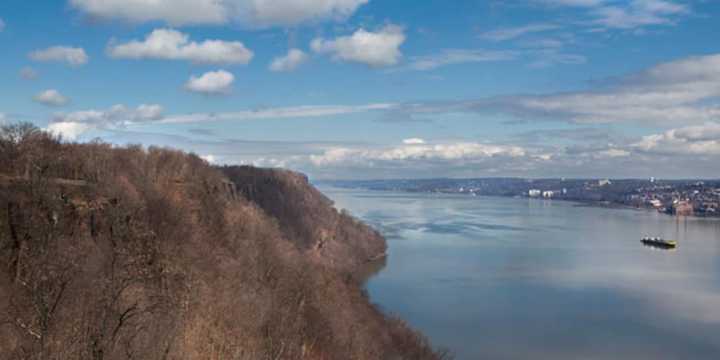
[641, 239, 676, 249]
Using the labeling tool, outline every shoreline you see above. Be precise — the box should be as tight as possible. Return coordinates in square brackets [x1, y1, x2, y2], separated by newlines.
[328, 185, 720, 220]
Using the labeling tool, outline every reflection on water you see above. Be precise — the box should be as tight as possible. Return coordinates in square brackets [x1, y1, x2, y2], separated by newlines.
[321, 187, 720, 360]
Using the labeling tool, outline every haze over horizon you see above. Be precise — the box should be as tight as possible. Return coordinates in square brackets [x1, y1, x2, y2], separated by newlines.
[1, 0, 720, 179]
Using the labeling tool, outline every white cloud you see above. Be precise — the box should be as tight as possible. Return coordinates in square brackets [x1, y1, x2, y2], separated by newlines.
[634, 0, 687, 14]
[511, 53, 720, 124]
[403, 138, 426, 145]
[230, 0, 369, 28]
[29, 46, 89, 67]
[70, 0, 368, 27]
[70, 0, 227, 25]
[591, 1, 687, 29]
[403, 49, 517, 71]
[479, 23, 560, 41]
[309, 141, 528, 166]
[108, 29, 254, 65]
[33, 89, 70, 107]
[20, 67, 38, 80]
[162, 103, 396, 124]
[539, 0, 689, 30]
[632, 122, 720, 156]
[185, 70, 235, 95]
[49, 104, 164, 139]
[46, 122, 94, 140]
[269, 49, 308, 72]
[55, 104, 163, 125]
[201, 154, 218, 164]
[594, 148, 630, 158]
[396, 47, 579, 72]
[401, 53, 720, 126]
[311, 25, 405, 67]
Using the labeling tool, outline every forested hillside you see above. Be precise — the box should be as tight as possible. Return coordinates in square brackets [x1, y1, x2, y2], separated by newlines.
[0, 123, 449, 360]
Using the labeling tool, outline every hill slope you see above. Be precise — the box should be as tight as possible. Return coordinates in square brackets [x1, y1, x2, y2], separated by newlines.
[0, 124, 449, 359]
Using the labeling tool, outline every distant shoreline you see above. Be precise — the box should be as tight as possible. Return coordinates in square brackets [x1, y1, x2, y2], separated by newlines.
[324, 184, 720, 220]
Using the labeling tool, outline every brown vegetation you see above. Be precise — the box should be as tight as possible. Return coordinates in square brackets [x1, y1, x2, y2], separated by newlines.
[0, 123, 451, 359]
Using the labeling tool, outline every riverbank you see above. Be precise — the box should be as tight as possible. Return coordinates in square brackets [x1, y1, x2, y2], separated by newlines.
[323, 187, 720, 360]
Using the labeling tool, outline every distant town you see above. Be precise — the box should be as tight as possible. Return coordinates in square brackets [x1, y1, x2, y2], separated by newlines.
[325, 178, 720, 217]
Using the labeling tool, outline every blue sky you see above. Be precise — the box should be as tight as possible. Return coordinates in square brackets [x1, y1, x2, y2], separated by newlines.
[1, 0, 719, 179]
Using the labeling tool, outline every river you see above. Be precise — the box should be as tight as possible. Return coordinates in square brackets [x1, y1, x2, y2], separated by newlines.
[321, 187, 720, 360]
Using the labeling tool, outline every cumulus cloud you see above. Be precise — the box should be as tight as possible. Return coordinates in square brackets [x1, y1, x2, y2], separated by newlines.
[311, 25, 405, 67]
[185, 70, 235, 95]
[33, 89, 70, 107]
[479, 23, 560, 41]
[29, 46, 89, 67]
[269, 49, 308, 72]
[108, 29, 254, 65]
[20, 67, 38, 80]
[49, 104, 164, 139]
[70, 0, 368, 27]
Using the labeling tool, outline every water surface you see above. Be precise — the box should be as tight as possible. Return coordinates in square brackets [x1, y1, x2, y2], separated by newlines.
[321, 187, 720, 360]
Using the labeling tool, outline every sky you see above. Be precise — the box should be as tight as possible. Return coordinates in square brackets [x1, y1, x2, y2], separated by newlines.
[1, 0, 719, 180]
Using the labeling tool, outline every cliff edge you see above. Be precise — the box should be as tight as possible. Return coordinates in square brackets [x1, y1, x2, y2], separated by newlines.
[0, 124, 449, 359]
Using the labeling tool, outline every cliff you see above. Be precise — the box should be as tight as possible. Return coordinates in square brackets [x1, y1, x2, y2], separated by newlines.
[0, 124, 449, 359]
[223, 166, 387, 275]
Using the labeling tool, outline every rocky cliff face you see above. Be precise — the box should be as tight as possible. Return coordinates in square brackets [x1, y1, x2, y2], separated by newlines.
[0, 124, 448, 360]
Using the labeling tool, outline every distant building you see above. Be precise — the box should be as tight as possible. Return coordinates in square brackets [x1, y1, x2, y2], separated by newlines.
[673, 200, 694, 216]
[649, 199, 663, 208]
[598, 179, 612, 187]
[528, 189, 541, 197]
[542, 191, 555, 198]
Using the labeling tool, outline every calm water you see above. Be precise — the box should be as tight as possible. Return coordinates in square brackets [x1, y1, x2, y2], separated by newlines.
[321, 187, 720, 360]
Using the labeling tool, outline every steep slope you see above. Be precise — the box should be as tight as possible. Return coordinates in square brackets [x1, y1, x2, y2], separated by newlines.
[0, 124, 449, 359]
[223, 166, 387, 274]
